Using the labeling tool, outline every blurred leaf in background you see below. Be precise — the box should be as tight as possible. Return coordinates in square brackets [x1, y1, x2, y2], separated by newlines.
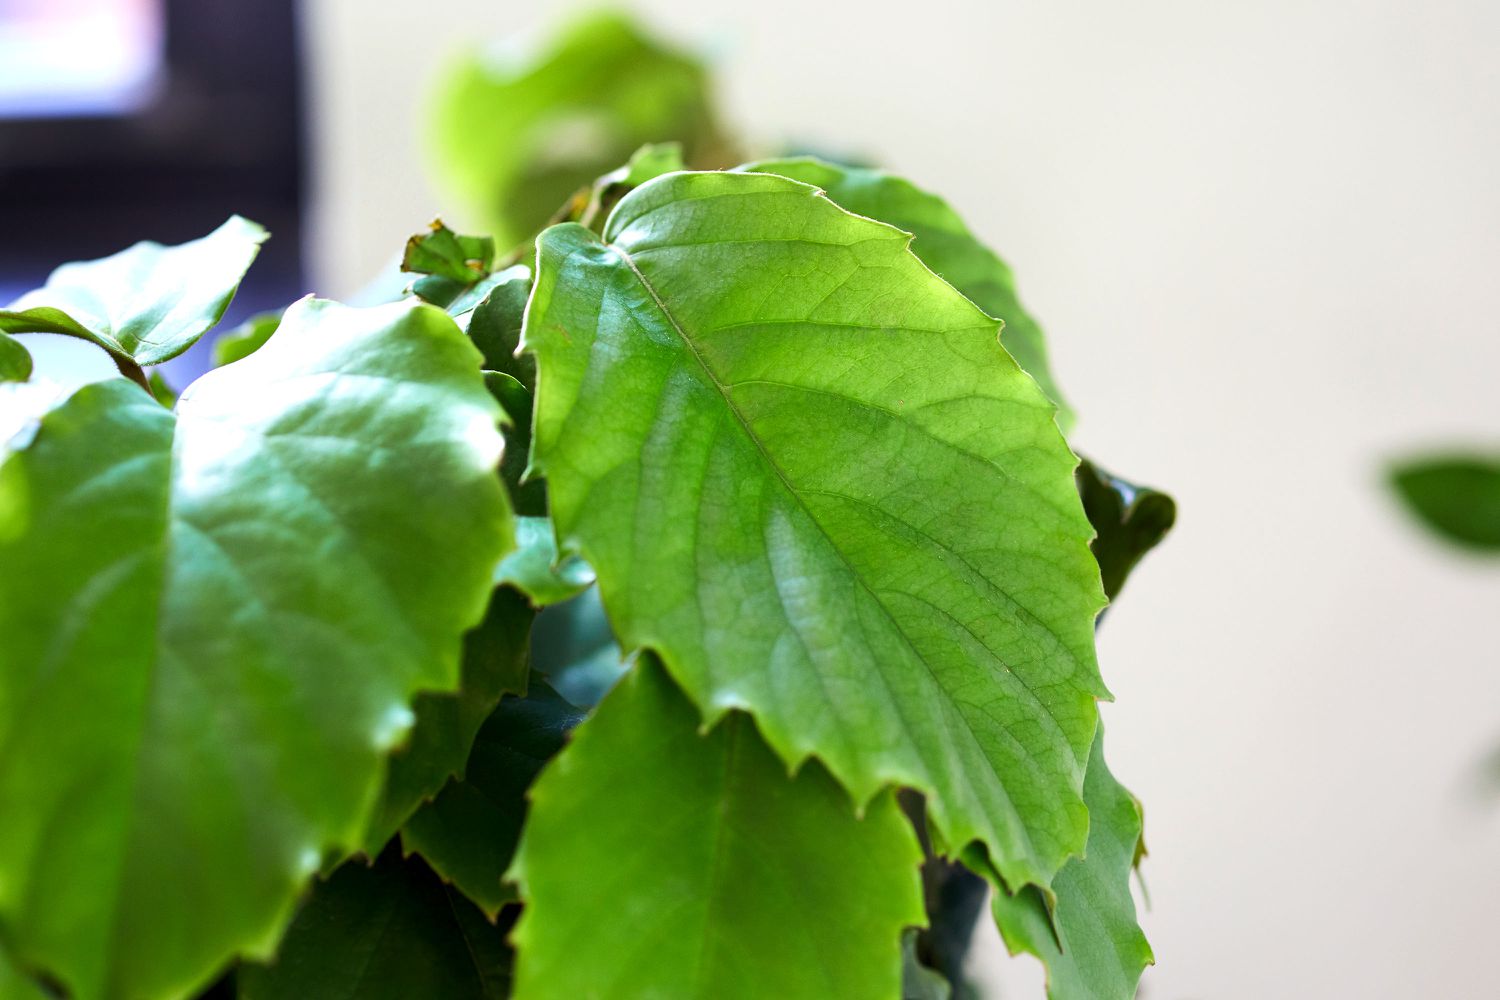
[1389, 453, 1500, 553]
[430, 11, 732, 250]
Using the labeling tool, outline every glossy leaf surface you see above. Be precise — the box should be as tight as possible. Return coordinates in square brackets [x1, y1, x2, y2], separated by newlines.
[989, 730, 1152, 1000]
[744, 158, 1072, 425]
[0, 298, 510, 999]
[239, 848, 512, 1000]
[431, 11, 724, 247]
[401, 680, 585, 916]
[1390, 453, 1500, 552]
[523, 170, 1106, 891]
[509, 658, 925, 999]
[0, 216, 267, 365]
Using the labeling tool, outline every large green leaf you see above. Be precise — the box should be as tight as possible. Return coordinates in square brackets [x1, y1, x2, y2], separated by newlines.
[362, 586, 532, 855]
[1390, 453, 1500, 552]
[508, 656, 925, 999]
[401, 679, 585, 917]
[987, 729, 1153, 1000]
[1077, 459, 1177, 601]
[430, 11, 726, 248]
[0, 216, 267, 366]
[0, 298, 511, 999]
[742, 158, 1073, 427]
[522, 171, 1107, 892]
[239, 847, 512, 1000]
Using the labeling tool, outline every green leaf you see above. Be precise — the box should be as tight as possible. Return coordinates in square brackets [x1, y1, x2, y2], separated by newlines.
[901, 929, 953, 1000]
[214, 309, 283, 367]
[508, 656, 925, 999]
[463, 267, 535, 385]
[362, 586, 532, 855]
[522, 171, 1107, 892]
[0, 298, 511, 999]
[494, 516, 596, 607]
[742, 158, 1073, 427]
[403, 220, 496, 284]
[239, 847, 512, 1000]
[401, 680, 585, 917]
[0, 332, 31, 382]
[571, 141, 688, 233]
[146, 371, 177, 408]
[484, 371, 545, 517]
[987, 729, 1153, 1000]
[1077, 458, 1177, 601]
[1390, 453, 1500, 552]
[0, 947, 50, 1000]
[0, 216, 267, 366]
[430, 10, 726, 248]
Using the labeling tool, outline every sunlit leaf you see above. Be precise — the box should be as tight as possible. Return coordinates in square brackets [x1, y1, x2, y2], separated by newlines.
[509, 657, 925, 999]
[0, 216, 267, 366]
[214, 309, 283, 367]
[523, 170, 1106, 892]
[0, 298, 510, 999]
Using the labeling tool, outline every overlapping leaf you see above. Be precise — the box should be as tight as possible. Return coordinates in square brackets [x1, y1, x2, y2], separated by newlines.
[0, 332, 31, 382]
[987, 730, 1153, 1000]
[0, 298, 510, 999]
[1077, 459, 1178, 601]
[508, 657, 925, 999]
[239, 848, 512, 1000]
[743, 158, 1072, 426]
[522, 170, 1106, 892]
[0, 216, 267, 366]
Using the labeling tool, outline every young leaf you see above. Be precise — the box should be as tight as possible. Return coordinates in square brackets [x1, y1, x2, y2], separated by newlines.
[214, 309, 283, 367]
[401, 680, 586, 916]
[522, 171, 1107, 893]
[362, 586, 533, 854]
[987, 730, 1153, 1000]
[1389, 453, 1500, 552]
[239, 847, 512, 1000]
[403, 220, 496, 284]
[508, 657, 925, 999]
[1077, 458, 1178, 601]
[0, 298, 511, 999]
[0, 216, 267, 366]
[0, 331, 32, 382]
[494, 516, 596, 607]
[430, 10, 725, 247]
[742, 158, 1073, 426]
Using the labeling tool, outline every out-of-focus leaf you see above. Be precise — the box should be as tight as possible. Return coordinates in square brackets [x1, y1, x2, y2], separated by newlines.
[901, 929, 952, 1000]
[523, 170, 1106, 894]
[0, 298, 510, 999]
[401, 680, 585, 917]
[0, 332, 31, 382]
[1390, 453, 1500, 553]
[430, 11, 726, 248]
[1077, 458, 1177, 600]
[743, 157, 1073, 427]
[529, 586, 624, 708]
[495, 516, 595, 607]
[0, 948, 50, 1000]
[572, 141, 688, 233]
[239, 847, 512, 1000]
[362, 587, 532, 854]
[213, 309, 283, 367]
[146, 371, 176, 407]
[985, 729, 1152, 1000]
[508, 656, 925, 999]
[0, 216, 267, 366]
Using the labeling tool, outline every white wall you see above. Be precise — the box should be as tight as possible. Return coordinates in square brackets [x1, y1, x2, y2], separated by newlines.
[307, 2, 1500, 996]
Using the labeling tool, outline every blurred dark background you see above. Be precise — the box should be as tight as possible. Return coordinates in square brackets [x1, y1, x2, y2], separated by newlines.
[0, 0, 306, 375]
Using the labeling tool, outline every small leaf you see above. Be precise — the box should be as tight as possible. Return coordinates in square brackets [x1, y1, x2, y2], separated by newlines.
[0, 332, 31, 382]
[430, 10, 727, 248]
[239, 847, 512, 1000]
[403, 220, 496, 286]
[0, 298, 511, 999]
[494, 516, 596, 606]
[1077, 458, 1177, 601]
[0, 216, 267, 366]
[463, 267, 535, 387]
[484, 371, 544, 516]
[363, 586, 533, 854]
[901, 929, 953, 1000]
[508, 656, 925, 999]
[146, 371, 177, 407]
[400, 680, 585, 917]
[742, 157, 1074, 426]
[214, 309, 283, 367]
[986, 729, 1153, 1000]
[523, 171, 1106, 894]
[1390, 453, 1500, 552]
